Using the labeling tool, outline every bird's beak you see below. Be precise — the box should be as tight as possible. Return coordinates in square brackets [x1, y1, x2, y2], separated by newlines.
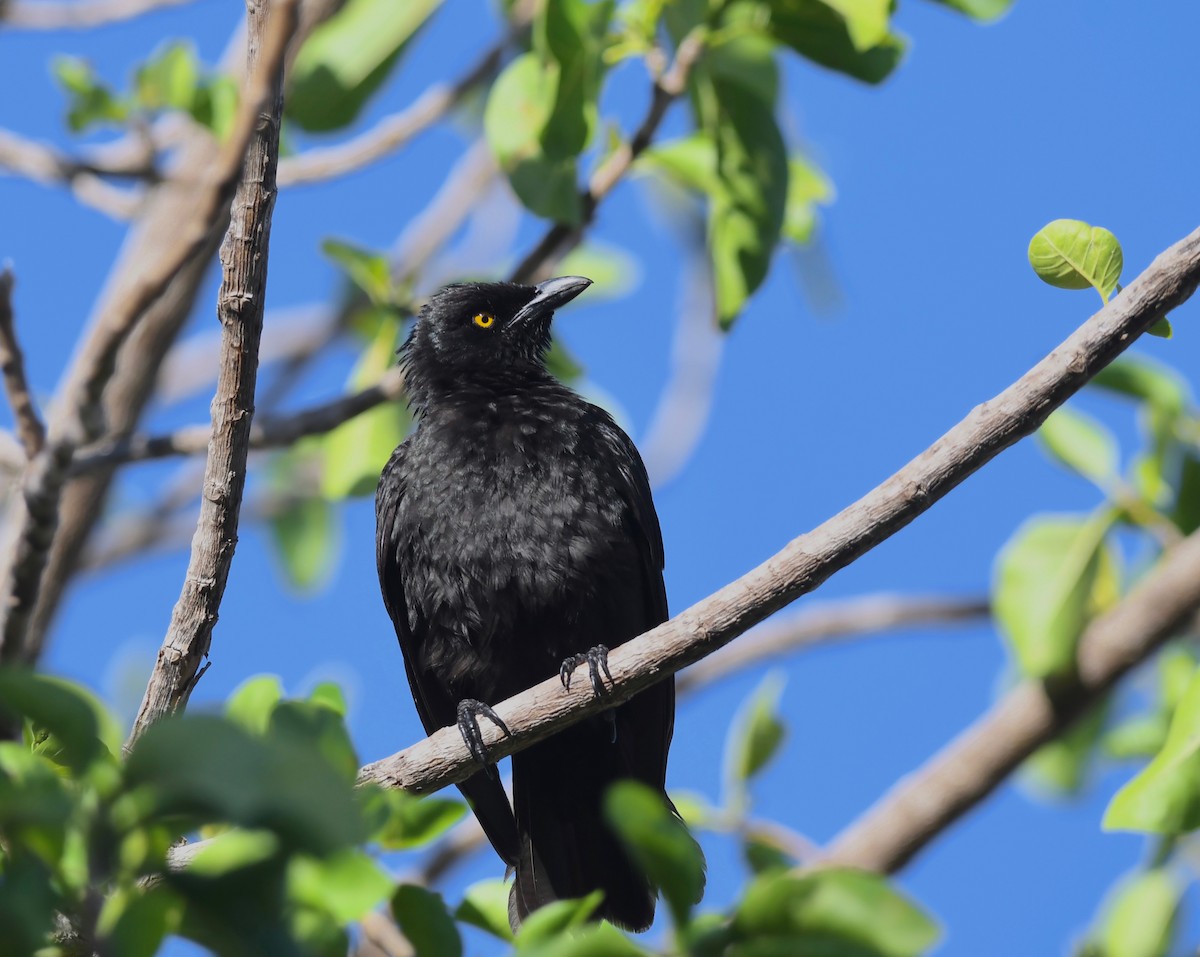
[510, 275, 592, 328]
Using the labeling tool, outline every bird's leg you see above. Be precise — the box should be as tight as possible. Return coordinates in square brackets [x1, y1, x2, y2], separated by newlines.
[559, 644, 612, 696]
[456, 699, 511, 778]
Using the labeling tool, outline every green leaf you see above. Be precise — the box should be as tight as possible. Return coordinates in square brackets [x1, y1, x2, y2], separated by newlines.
[1105, 668, 1200, 833]
[1172, 451, 1200, 536]
[484, 53, 583, 223]
[0, 743, 74, 852]
[515, 892, 604, 948]
[1037, 405, 1119, 486]
[308, 681, 348, 717]
[734, 869, 939, 957]
[640, 133, 721, 195]
[52, 55, 130, 132]
[1147, 317, 1173, 339]
[97, 886, 182, 957]
[1090, 355, 1189, 418]
[520, 922, 650, 957]
[289, 849, 393, 923]
[742, 826, 798, 874]
[367, 786, 468, 850]
[392, 884, 462, 957]
[993, 513, 1114, 679]
[125, 715, 364, 855]
[706, 74, 788, 328]
[1028, 219, 1123, 303]
[225, 675, 284, 736]
[1095, 869, 1179, 957]
[558, 243, 640, 302]
[189, 74, 239, 139]
[0, 670, 112, 772]
[288, 0, 443, 131]
[604, 780, 706, 925]
[726, 672, 787, 791]
[268, 492, 340, 592]
[535, 0, 614, 159]
[1025, 703, 1106, 794]
[782, 155, 833, 245]
[270, 699, 359, 781]
[187, 829, 281, 877]
[923, 0, 1013, 20]
[321, 239, 394, 306]
[1104, 714, 1170, 761]
[454, 879, 516, 942]
[762, 0, 906, 84]
[135, 41, 199, 112]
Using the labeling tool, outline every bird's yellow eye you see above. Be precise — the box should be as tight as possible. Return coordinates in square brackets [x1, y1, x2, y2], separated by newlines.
[473, 312, 495, 329]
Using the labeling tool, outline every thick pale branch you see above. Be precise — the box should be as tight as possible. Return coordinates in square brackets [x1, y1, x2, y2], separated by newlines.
[824, 531, 1200, 874]
[1, 0, 193, 29]
[0, 0, 301, 665]
[126, 0, 292, 747]
[0, 268, 45, 458]
[358, 224, 1200, 796]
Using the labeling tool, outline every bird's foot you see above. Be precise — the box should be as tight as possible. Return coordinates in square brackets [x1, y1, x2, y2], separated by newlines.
[559, 644, 612, 695]
[456, 699, 510, 778]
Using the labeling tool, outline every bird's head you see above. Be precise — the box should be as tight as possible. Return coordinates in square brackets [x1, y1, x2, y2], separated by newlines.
[400, 276, 592, 408]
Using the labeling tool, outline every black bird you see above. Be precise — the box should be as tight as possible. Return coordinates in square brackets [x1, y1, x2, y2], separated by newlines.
[375, 276, 690, 931]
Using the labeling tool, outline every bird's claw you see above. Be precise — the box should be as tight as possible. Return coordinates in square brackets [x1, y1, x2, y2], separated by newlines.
[456, 698, 510, 778]
[559, 644, 612, 696]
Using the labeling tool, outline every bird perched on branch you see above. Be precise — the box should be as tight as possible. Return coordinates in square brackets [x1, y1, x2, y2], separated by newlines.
[375, 276, 695, 931]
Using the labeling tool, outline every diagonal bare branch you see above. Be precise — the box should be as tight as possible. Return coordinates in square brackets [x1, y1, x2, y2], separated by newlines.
[0, 0, 194, 29]
[126, 0, 295, 748]
[353, 223, 1200, 797]
[0, 267, 45, 458]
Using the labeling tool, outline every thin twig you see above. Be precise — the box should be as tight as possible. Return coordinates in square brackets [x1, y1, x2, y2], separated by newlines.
[675, 595, 991, 697]
[509, 30, 705, 284]
[351, 225, 1200, 796]
[0, 268, 45, 458]
[1, 0, 194, 28]
[823, 539, 1200, 874]
[126, 0, 293, 748]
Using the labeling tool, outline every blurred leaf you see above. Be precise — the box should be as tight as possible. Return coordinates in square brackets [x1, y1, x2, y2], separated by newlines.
[392, 884, 462, 957]
[321, 239, 394, 306]
[669, 788, 721, 829]
[308, 681, 348, 717]
[368, 786, 468, 850]
[1172, 451, 1200, 535]
[535, 0, 614, 158]
[126, 715, 364, 855]
[97, 885, 182, 957]
[726, 672, 787, 794]
[640, 133, 721, 195]
[226, 675, 284, 736]
[0, 743, 74, 843]
[993, 513, 1115, 679]
[270, 699, 359, 780]
[0, 670, 111, 772]
[734, 869, 939, 957]
[605, 780, 706, 925]
[134, 41, 199, 112]
[1025, 703, 1106, 794]
[782, 155, 833, 245]
[187, 829, 281, 877]
[1028, 219, 1123, 302]
[1104, 714, 1170, 761]
[190, 74, 239, 138]
[269, 493, 340, 592]
[1105, 669, 1200, 833]
[485, 53, 582, 223]
[53, 55, 130, 132]
[1090, 356, 1189, 418]
[520, 921, 650, 957]
[742, 826, 798, 874]
[1096, 869, 1179, 957]
[515, 891, 603, 948]
[923, 0, 1013, 19]
[290, 849, 392, 923]
[454, 879, 516, 942]
[0, 853, 59, 956]
[288, 0, 443, 131]
[761, 0, 906, 84]
[558, 243, 640, 301]
[1037, 405, 1119, 486]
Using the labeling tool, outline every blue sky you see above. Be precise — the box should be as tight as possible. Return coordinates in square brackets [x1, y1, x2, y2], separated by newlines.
[3, 0, 1200, 954]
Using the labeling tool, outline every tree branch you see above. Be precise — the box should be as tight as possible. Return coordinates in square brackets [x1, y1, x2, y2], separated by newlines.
[0, 0, 301, 667]
[352, 225, 1200, 795]
[0, 0, 193, 30]
[0, 130, 147, 218]
[126, 0, 292, 748]
[0, 267, 45, 458]
[823, 532, 1200, 874]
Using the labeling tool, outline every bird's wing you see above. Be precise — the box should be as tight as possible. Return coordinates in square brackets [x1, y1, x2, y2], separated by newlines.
[375, 442, 520, 864]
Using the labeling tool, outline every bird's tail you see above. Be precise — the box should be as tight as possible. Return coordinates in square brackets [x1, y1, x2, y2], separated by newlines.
[508, 715, 657, 932]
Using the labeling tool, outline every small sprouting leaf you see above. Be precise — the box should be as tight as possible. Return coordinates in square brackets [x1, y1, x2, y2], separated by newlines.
[1095, 869, 1179, 957]
[782, 155, 834, 245]
[225, 675, 284, 736]
[1028, 219, 1123, 302]
[288, 0, 443, 131]
[1037, 405, 1119, 486]
[993, 513, 1115, 679]
[454, 879, 515, 942]
[289, 850, 393, 923]
[321, 239, 394, 306]
[726, 672, 787, 790]
[605, 780, 706, 925]
[734, 869, 939, 957]
[1104, 669, 1200, 833]
[392, 885, 462, 957]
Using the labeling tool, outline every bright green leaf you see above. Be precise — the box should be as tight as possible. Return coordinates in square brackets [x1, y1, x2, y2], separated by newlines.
[1105, 669, 1200, 833]
[225, 675, 284, 736]
[454, 879, 516, 942]
[558, 243, 640, 301]
[604, 780, 706, 925]
[640, 133, 721, 195]
[321, 239, 394, 306]
[308, 681, 348, 717]
[368, 786, 468, 850]
[135, 41, 199, 112]
[993, 513, 1115, 679]
[1096, 869, 1179, 957]
[270, 699, 359, 781]
[0, 670, 111, 772]
[186, 829, 281, 877]
[268, 493, 340, 592]
[783, 155, 834, 245]
[1090, 355, 1190, 417]
[288, 0, 443, 131]
[1025, 703, 1106, 794]
[1105, 714, 1170, 761]
[763, 0, 906, 84]
[1147, 317, 1173, 339]
[536, 0, 614, 159]
[726, 672, 787, 793]
[923, 0, 1013, 20]
[1037, 405, 1119, 486]
[289, 849, 393, 923]
[392, 884, 462, 957]
[520, 921, 651, 957]
[1028, 219, 1123, 302]
[52, 56, 130, 132]
[515, 892, 603, 948]
[97, 886, 182, 957]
